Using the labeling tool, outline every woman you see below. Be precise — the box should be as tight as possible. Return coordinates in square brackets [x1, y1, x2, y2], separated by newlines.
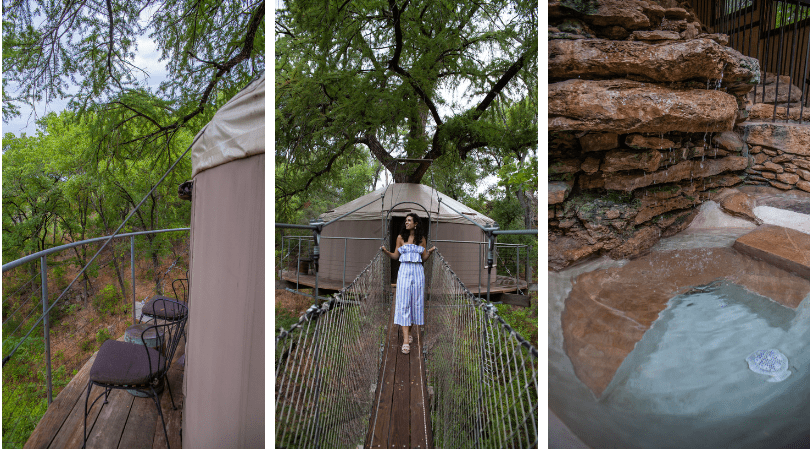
[380, 213, 436, 354]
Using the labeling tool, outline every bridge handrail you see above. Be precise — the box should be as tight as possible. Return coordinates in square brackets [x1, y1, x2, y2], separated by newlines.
[275, 251, 386, 343]
[431, 249, 538, 359]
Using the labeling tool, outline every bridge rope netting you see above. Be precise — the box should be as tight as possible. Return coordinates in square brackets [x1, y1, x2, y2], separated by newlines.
[275, 248, 537, 448]
[275, 252, 391, 448]
[424, 250, 538, 449]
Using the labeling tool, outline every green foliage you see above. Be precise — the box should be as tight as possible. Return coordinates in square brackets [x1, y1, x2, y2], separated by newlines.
[1, 336, 71, 448]
[4, 0, 264, 143]
[495, 300, 538, 349]
[96, 328, 112, 344]
[774, 1, 810, 28]
[92, 284, 124, 317]
[276, 0, 537, 195]
[276, 305, 301, 333]
[80, 338, 95, 353]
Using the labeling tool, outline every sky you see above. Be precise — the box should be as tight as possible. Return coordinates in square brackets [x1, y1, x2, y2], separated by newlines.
[2, 7, 169, 137]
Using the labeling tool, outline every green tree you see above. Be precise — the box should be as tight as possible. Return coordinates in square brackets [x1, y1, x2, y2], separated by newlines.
[276, 0, 537, 202]
[3, 0, 265, 158]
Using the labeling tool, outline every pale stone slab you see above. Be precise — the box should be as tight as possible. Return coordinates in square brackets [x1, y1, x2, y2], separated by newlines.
[733, 224, 810, 279]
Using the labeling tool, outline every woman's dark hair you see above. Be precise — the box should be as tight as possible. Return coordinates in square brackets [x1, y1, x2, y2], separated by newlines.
[399, 213, 425, 246]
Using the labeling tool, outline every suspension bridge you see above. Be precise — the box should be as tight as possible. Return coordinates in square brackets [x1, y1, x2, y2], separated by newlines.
[275, 193, 538, 449]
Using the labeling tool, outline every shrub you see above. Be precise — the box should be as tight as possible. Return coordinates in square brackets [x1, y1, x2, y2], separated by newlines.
[92, 284, 121, 317]
[79, 338, 95, 353]
[95, 328, 112, 344]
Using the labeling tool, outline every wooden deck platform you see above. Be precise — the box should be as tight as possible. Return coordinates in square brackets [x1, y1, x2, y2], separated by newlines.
[365, 307, 433, 449]
[24, 334, 185, 449]
[280, 269, 528, 295]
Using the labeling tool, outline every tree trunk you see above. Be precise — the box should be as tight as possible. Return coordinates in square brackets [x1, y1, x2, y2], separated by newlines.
[516, 189, 533, 230]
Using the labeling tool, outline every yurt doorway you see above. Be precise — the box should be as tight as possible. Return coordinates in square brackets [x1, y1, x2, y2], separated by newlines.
[389, 215, 430, 284]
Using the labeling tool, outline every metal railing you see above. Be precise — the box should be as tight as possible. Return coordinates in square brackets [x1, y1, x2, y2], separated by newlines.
[279, 234, 533, 297]
[691, 0, 810, 123]
[1, 228, 190, 447]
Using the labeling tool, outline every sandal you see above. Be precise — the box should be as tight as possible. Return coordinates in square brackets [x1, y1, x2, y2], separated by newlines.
[408, 335, 413, 344]
[402, 343, 410, 354]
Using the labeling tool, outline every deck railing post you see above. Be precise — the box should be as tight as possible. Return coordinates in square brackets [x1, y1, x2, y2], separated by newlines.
[311, 219, 324, 303]
[516, 246, 520, 292]
[342, 238, 347, 290]
[478, 241, 483, 299]
[485, 222, 498, 304]
[280, 235, 285, 279]
[527, 244, 532, 286]
[131, 235, 136, 325]
[41, 256, 53, 405]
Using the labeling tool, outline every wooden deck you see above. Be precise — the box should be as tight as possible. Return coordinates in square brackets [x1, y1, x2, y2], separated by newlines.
[365, 307, 433, 449]
[280, 269, 528, 295]
[24, 335, 185, 449]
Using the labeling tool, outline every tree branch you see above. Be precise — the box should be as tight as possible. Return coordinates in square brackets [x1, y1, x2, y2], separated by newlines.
[387, 0, 442, 126]
[473, 49, 528, 119]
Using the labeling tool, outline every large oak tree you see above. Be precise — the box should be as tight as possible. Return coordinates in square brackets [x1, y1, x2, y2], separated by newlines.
[276, 0, 537, 203]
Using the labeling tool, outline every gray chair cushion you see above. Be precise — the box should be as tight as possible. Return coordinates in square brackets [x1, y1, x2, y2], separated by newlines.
[89, 340, 166, 386]
[142, 295, 187, 319]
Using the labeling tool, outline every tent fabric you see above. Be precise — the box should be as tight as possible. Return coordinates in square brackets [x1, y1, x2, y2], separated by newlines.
[318, 183, 495, 226]
[185, 153, 265, 448]
[183, 75, 265, 448]
[190, 76, 265, 178]
[317, 183, 498, 289]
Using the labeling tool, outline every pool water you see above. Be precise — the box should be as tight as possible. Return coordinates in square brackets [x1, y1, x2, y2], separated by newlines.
[550, 193, 810, 448]
[550, 278, 810, 448]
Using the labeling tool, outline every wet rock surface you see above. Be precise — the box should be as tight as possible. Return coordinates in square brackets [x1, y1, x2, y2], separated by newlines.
[549, 79, 738, 133]
[548, 38, 759, 86]
[740, 122, 810, 156]
[733, 225, 810, 279]
[562, 246, 810, 397]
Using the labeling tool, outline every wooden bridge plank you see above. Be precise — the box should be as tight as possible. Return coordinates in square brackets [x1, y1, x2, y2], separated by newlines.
[84, 388, 134, 448]
[368, 306, 399, 449]
[24, 354, 96, 449]
[390, 327, 410, 449]
[410, 325, 428, 450]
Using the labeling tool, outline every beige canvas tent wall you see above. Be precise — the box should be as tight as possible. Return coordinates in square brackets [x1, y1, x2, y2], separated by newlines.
[183, 76, 264, 448]
[318, 183, 497, 292]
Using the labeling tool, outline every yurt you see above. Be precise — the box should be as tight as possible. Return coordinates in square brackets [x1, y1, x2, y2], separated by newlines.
[318, 183, 497, 293]
[183, 76, 264, 447]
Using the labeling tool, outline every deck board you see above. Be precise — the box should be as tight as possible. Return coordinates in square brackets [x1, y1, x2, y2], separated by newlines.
[366, 308, 434, 449]
[25, 354, 98, 449]
[24, 332, 185, 449]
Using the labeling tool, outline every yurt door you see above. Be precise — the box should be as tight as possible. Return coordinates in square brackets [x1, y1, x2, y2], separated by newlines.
[389, 216, 430, 284]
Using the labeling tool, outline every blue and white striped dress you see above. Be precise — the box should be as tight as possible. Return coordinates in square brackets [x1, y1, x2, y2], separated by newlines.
[394, 244, 425, 326]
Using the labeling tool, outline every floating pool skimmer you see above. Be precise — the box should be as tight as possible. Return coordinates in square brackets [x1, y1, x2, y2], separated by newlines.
[746, 349, 791, 382]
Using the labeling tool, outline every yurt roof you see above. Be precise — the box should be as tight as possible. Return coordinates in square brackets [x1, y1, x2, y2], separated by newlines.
[318, 183, 495, 226]
[191, 76, 265, 178]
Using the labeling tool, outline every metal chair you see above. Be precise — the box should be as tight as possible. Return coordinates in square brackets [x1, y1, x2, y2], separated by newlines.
[139, 274, 188, 328]
[83, 298, 188, 448]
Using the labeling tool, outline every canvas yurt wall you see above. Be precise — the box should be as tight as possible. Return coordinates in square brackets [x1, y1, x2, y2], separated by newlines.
[318, 183, 497, 291]
[183, 76, 264, 448]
